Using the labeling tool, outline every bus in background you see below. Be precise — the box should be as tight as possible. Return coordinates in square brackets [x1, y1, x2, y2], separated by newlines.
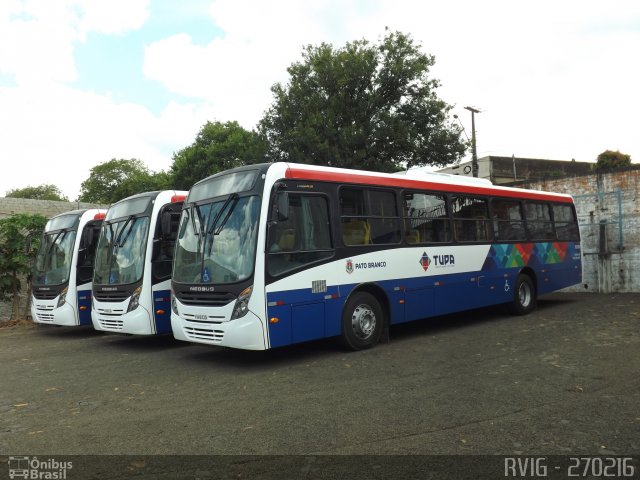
[32, 209, 106, 326]
[170, 163, 582, 351]
[92, 190, 187, 335]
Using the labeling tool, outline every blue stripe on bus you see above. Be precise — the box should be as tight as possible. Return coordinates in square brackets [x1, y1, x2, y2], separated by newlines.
[77, 289, 93, 325]
[266, 242, 581, 348]
[153, 290, 172, 334]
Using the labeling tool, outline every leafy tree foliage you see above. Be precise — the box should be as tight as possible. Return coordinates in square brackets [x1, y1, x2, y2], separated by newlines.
[596, 150, 632, 170]
[259, 30, 466, 172]
[6, 184, 69, 201]
[78, 159, 169, 204]
[169, 121, 268, 190]
[0, 213, 47, 320]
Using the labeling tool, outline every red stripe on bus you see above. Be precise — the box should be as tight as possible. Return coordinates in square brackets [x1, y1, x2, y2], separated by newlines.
[284, 167, 574, 203]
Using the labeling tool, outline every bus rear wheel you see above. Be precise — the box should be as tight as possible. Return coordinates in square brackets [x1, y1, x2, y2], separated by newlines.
[341, 292, 384, 350]
[508, 273, 536, 315]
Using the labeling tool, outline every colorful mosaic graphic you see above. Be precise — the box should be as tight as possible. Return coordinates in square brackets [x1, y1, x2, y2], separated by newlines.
[484, 242, 569, 270]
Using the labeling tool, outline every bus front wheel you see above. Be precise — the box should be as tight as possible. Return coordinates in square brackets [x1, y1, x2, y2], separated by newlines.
[341, 292, 384, 350]
[509, 273, 536, 315]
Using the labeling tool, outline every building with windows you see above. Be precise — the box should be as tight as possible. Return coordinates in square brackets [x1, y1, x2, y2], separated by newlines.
[437, 156, 594, 185]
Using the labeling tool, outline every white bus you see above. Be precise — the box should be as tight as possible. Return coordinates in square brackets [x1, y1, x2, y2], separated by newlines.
[92, 190, 186, 335]
[170, 163, 582, 350]
[32, 209, 106, 326]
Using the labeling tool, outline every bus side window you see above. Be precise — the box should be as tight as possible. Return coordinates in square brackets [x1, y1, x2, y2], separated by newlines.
[525, 202, 555, 240]
[492, 199, 526, 241]
[451, 196, 491, 242]
[340, 188, 400, 245]
[553, 204, 579, 241]
[367, 190, 400, 245]
[402, 192, 450, 244]
[267, 194, 333, 277]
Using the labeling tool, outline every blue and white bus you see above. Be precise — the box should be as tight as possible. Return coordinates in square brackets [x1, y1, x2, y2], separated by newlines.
[92, 190, 186, 335]
[170, 163, 582, 350]
[32, 209, 106, 326]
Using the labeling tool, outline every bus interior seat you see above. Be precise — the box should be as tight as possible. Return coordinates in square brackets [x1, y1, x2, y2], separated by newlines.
[342, 221, 371, 245]
[405, 229, 420, 244]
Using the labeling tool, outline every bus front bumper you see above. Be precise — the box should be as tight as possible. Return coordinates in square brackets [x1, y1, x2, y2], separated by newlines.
[171, 311, 267, 350]
[31, 300, 78, 326]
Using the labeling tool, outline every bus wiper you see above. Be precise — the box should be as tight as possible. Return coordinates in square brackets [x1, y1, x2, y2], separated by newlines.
[205, 193, 238, 254]
[116, 216, 135, 247]
[45, 231, 63, 256]
[191, 205, 203, 237]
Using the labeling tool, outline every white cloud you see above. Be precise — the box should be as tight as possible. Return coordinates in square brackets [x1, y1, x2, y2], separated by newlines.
[143, 0, 380, 129]
[78, 0, 150, 35]
[0, 83, 211, 200]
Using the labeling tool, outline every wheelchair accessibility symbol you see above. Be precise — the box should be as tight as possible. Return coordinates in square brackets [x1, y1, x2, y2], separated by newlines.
[504, 280, 510, 292]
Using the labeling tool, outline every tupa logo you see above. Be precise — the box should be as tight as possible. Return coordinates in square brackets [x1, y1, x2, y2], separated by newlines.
[419, 252, 431, 272]
[345, 259, 354, 274]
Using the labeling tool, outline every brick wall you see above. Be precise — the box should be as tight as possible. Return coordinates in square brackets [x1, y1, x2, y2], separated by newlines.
[515, 166, 640, 292]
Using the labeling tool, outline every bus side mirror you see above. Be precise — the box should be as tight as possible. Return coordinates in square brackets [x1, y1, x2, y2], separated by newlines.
[276, 192, 289, 221]
[80, 227, 92, 250]
[161, 211, 175, 239]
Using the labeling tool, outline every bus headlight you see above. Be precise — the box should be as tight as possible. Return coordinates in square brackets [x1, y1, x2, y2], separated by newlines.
[231, 286, 252, 320]
[56, 288, 68, 308]
[127, 287, 142, 313]
[171, 292, 178, 315]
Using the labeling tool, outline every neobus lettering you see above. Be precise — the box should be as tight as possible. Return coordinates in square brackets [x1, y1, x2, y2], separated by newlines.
[433, 255, 455, 266]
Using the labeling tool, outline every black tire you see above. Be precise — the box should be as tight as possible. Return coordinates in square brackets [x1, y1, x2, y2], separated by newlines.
[508, 273, 536, 315]
[340, 291, 384, 350]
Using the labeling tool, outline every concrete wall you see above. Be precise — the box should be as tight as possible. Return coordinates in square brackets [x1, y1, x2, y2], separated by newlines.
[516, 166, 640, 293]
[0, 197, 108, 321]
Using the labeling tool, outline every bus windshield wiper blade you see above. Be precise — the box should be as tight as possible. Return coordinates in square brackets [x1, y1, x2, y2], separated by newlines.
[117, 216, 135, 247]
[205, 194, 238, 255]
[207, 193, 238, 237]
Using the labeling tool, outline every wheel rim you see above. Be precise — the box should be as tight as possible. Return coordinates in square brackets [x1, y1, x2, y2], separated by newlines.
[351, 303, 376, 340]
[518, 281, 532, 307]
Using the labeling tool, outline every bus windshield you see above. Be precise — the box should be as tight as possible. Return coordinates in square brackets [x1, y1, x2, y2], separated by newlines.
[173, 195, 260, 285]
[93, 216, 150, 285]
[33, 229, 77, 286]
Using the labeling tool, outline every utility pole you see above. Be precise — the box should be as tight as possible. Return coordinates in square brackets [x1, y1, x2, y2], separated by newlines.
[464, 106, 480, 177]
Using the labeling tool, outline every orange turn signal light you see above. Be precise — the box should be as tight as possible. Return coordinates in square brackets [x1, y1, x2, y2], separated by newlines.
[269, 317, 279, 324]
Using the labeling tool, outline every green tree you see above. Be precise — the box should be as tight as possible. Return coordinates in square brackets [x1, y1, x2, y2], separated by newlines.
[596, 150, 632, 170]
[0, 213, 47, 320]
[6, 184, 69, 201]
[169, 121, 268, 190]
[259, 30, 466, 172]
[78, 159, 169, 204]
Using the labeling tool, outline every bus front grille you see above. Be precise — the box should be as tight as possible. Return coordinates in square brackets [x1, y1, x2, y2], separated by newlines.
[184, 326, 224, 343]
[176, 291, 235, 307]
[35, 313, 54, 322]
[33, 291, 58, 300]
[98, 318, 124, 330]
[94, 292, 129, 302]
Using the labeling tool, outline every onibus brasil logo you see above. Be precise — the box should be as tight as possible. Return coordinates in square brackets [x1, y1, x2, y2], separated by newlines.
[8, 456, 73, 479]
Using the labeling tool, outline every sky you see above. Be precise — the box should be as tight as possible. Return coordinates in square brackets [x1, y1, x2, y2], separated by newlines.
[1, 0, 639, 201]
